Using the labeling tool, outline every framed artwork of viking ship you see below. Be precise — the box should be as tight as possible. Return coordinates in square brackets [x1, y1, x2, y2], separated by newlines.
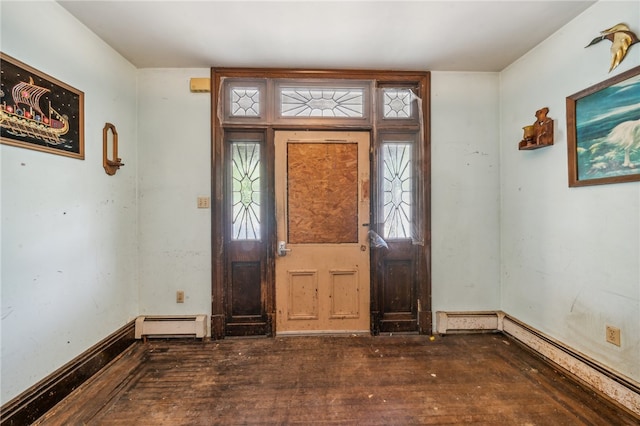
[0, 53, 84, 159]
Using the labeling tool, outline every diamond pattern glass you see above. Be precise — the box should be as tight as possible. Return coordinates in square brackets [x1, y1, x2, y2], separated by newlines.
[231, 87, 260, 117]
[383, 89, 412, 119]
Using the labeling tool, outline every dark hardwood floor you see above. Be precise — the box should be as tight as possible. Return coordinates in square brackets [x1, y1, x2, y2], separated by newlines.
[35, 333, 636, 425]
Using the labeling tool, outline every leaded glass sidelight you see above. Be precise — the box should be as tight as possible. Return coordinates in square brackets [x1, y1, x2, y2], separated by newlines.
[231, 142, 261, 240]
[231, 87, 260, 117]
[280, 87, 364, 117]
[382, 143, 413, 239]
[383, 89, 413, 119]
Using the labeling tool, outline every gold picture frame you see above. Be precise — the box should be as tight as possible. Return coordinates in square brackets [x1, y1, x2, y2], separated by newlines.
[1, 53, 84, 159]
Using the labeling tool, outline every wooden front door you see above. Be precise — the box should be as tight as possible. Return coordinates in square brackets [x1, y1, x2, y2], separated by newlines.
[274, 131, 370, 334]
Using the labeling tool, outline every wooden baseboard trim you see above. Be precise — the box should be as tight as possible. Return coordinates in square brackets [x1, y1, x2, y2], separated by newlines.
[436, 310, 640, 418]
[502, 315, 640, 418]
[0, 321, 136, 426]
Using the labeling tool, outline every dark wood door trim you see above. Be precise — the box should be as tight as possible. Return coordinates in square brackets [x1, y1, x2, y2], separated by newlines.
[210, 68, 431, 338]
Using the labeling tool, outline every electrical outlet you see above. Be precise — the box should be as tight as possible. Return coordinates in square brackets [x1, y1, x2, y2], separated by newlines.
[176, 290, 185, 303]
[197, 196, 210, 209]
[606, 325, 620, 346]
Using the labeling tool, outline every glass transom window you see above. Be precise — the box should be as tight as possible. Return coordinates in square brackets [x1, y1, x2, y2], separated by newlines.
[280, 87, 364, 117]
[230, 87, 260, 117]
[383, 89, 413, 119]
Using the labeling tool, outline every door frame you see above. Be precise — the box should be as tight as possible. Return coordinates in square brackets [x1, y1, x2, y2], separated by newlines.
[210, 68, 431, 339]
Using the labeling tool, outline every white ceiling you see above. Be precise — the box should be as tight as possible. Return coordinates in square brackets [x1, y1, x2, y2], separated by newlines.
[58, 0, 596, 72]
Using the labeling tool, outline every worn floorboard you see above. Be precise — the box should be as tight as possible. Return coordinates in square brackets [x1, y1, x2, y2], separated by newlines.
[35, 334, 637, 425]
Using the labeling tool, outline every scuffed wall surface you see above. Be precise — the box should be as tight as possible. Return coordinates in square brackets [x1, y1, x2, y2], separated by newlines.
[1, 1, 138, 403]
[431, 72, 501, 316]
[136, 69, 211, 323]
[500, 1, 640, 381]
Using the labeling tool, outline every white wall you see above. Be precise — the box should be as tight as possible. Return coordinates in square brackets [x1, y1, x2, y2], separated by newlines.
[0, 1, 138, 403]
[431, 72, 501, 316]
[134, 69, 504, 329]
[137, 69, 212, 323]
[500, 1, 640, 381]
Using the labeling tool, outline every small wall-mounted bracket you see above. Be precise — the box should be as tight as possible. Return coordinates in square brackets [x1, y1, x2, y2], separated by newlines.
[103, 122, 124, 175]
[518, 107, 554, 150]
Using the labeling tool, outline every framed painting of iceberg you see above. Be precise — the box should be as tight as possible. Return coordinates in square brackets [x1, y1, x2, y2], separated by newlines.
[566, 65, 640, 187]
[0, 53, 84, 159]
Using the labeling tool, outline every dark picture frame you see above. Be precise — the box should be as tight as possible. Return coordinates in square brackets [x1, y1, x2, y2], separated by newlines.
[1, 53, 84, 159]
[566, 65, 640, 187]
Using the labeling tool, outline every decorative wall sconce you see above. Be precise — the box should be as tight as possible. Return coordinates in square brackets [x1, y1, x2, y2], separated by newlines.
[518, 107, 554, 150]
[103, 122, 124, 175]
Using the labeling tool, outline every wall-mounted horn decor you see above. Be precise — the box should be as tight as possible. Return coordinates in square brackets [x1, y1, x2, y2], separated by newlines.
[103, 122, 124, 175]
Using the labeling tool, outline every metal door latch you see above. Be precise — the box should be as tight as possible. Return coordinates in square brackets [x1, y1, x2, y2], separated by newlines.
[278, 241, 292, 256]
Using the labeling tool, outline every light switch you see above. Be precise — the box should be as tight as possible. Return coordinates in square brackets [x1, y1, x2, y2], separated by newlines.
[197, 196, 210, 209]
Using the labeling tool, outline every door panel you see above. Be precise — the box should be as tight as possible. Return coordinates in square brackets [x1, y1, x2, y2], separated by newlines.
[275, 131, 370, 334]
[329, 270, 360, 318]
[231, 261, 262, 315]
[287, 270, 319, 320]
[383, 260, 413, 312]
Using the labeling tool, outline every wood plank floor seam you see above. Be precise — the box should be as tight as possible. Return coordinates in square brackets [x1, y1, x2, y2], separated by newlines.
[35, 334, 638, 425]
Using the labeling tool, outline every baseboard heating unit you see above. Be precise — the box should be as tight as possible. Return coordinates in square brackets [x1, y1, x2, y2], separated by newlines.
[135, 315, 207, 341]
[436, 310, 640, 418]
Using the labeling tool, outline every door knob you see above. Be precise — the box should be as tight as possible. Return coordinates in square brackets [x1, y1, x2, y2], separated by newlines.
[278, 241, 292, 256]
